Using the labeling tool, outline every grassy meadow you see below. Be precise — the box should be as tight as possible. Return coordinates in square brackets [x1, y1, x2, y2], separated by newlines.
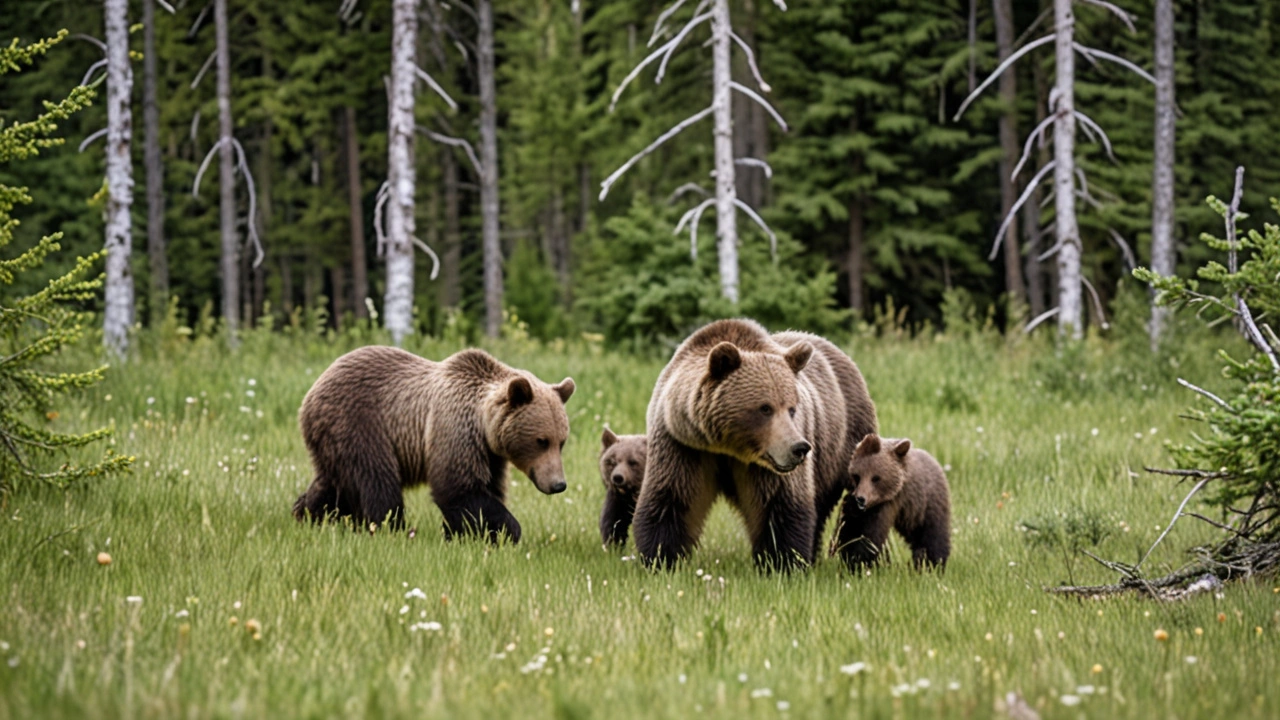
[2, 323, 1278, 719]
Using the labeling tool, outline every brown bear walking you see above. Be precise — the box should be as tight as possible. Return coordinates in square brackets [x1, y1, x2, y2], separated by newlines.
[598, 428, 647, 546]
[294, 345, 575, 543]
[840, 434, 951, 570]
[632, 319, 877, 570]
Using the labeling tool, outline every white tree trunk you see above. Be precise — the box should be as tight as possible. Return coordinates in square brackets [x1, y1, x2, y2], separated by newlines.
[478, 0, 503, 337]
[143, 0, 168, 327]
[103, 0, 134, 359]
[215, 0, 239, 344]
[384, 0, 419, 345]
[1053, 0, 1082, 338]
[1149, 0, 1176, 349]
[711, 0, 739, 304]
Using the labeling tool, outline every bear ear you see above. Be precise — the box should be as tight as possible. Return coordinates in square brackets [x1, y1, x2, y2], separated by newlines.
[553, 377, 576, 404]
[854, 434, 881, 457]
[602, 426, 619, 449]
[507, 377, 534, 408]
[708, 342, 742, 380]
[784, 342, 814, 374]
[893, 438, 911, 459]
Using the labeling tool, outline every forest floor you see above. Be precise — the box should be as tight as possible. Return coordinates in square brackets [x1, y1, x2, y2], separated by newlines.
[1, 328, 1278, 719]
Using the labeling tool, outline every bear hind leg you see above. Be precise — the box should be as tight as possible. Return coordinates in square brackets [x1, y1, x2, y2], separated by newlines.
[907, 523, 950, 571]
[293, 476, 339, 523]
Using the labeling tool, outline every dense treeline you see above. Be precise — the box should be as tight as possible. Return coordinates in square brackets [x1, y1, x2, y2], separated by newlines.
[1, 0, 1278, 346]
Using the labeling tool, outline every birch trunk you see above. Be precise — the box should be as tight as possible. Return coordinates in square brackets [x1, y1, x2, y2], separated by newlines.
[344, 106, 369, 319]
[384, 0, 418, 344]
[143, 0, 168, 327]
[215, 0, 239, 344]
[103, 0, 134, 359]
[478, 0, 504, 337]
[993, 0, 1026, 308]
[1149, 0, 1176, 349]
[711, 0, 739, 304]
[1053, 0, 1082, 338]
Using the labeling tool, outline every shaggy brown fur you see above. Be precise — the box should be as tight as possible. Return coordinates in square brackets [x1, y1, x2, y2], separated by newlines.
[839, 434, 951, 570]
[632, 319, 877, 571]
[293, 345, 575, 543]
[598, 428, 648, 546]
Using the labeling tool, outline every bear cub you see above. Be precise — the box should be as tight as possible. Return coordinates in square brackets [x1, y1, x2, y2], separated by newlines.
[841, 434, 951, 570]
[598, 428, 647, 546]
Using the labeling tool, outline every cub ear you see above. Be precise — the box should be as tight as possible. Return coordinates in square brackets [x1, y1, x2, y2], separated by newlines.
[854, 434, 881, 457]
[893, 438, 911, 459]
[785, 342, 814, 374]
[708, 342, 742, 380]
[507, 376, 534, 408]
[553, 377, 576, 404]
[602, 426, 619, 450]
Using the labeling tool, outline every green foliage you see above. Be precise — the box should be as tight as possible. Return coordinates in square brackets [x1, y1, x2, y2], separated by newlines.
[0, 33, 132, 493]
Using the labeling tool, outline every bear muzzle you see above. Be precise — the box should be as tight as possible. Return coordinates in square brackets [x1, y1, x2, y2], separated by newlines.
[854, 494, 867, 511]
[527, 466, 568, 495]
[764, 439, 812, 474]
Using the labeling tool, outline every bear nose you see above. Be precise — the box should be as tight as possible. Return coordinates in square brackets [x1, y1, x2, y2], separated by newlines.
[611, 473, 626, 486]
[791, 441, 812, 460]
[548, 480, 567, 494]
[855, 495, 867, 510]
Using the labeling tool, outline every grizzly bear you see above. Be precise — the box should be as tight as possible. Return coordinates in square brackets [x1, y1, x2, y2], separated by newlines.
[598, 428, 647, 546]
[839, 434, 951, 570]
[293, 345, 575, 543]
[631, 319, 877, 570]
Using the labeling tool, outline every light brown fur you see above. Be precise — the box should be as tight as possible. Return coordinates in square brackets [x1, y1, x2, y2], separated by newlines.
[632, 319, 877, 570]
[293, 345, 575, 543]
[841, 434, 951, 569]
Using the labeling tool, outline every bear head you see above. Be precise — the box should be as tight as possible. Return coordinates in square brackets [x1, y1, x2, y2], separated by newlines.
[847, 434, 911, 510]
[599, 427, 647, 495]
[698, 340, 815, 474]
[488, 375, 576, 494]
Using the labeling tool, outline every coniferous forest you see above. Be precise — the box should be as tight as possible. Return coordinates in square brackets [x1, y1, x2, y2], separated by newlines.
[4, 0, 1278, 349]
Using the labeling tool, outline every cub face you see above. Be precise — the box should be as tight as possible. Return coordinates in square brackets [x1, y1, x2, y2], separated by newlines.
[847, 434, 910, 510]
[599, 427, 647, 496]
[493, 375, 576, 494]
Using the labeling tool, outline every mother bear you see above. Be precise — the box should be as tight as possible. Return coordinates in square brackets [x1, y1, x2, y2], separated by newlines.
[632, 319, 877, 570]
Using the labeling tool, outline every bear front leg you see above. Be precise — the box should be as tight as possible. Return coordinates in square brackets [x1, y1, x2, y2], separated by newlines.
[833, 497, 894, 572]
[599, 491, 637, 547]
[439, 494, 522, 544]
[632, 431, 716, 569]
[744, 466, 817, 572]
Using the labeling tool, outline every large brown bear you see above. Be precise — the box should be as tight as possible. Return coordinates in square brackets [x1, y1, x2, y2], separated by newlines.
[598, 428, 647, 546]
[293, 345, 575, 543]
[841, 434, 951, 569]
[632, 319, 877, 570]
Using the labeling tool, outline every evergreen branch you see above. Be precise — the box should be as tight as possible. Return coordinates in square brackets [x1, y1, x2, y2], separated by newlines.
[656, 10, 712, 85]
[600, 106, 714, 201]
[1078, 0, 1137, 34]
[414, 65, 458, 111]
[729, 82, 787, 132]
[1073, 43, 1156, 84]
[953, 34, 1054, 121]
[730, 31, 770, 93]
[78, 128, 108, 153]
[990, 160, 1055, 260]
[734, 199, 778, 262]
[735, 158, 772, 179]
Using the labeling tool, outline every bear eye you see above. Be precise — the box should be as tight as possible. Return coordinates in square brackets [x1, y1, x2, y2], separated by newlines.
[628, 460, 638, 468]
[852, 474, 861, 484]
[759, 404, 773, 416]
[788, 407, 796, 418]
[537, 438, 550, 450]
[872, 476, 881, 484]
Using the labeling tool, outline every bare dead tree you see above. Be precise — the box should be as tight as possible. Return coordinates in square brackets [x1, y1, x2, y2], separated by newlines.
[1148, 0, 1176, 349]
[601, 0, 788, 304]
[383, 0, 424, 344]
[102, 0, 134, 360]
[955, 0, 1151, 339]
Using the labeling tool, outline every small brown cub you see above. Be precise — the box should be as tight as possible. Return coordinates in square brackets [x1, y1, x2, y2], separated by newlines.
[598, 428, 647, 546]
[840, 434, 951, 570]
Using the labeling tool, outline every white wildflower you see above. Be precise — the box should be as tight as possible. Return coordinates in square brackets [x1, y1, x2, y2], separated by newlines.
[1060, 695, 1081, 706]
[405, 588, 428, 600]
[839, 662, 868, 676]
[750, 688, 773, 699]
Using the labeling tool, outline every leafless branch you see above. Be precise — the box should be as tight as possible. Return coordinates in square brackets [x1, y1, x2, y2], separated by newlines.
[1074, 110, 1115, 161]
[411, 236, 441, 280]
[1038, 238, 1063, 262]
[80, 59, 107, 87]
[1082, 276, 1110, 329]
[1073, 43, 1156, 84]
[71, 33, 106, 53]
[229, 138, 264, 268]
[611, 30, 691, 111]
[190, 111, 200, 143]
[990, 159, 1056, 260]
[1225, 166, 1280, 370]
[1025, 307, 1060, 333]
[414, 65, 458, 111]
[656, 10, 712, 85]
[600, 106, 715, 200]
[1107, 228, 1137, 271]
[729, 82, 788, 131]
[734, 199, 778, 261]
[190, 50, 216, 90]
[78, 128, 108, 153]
[648, 0, 694, 46]
[1078, 0, 1137, 34]
[1011, 114, 1056, 180]
[675, 198, 715, 259]
[373, 181, 390, 257]
[771, 0, 788, 9]
[417, 127, 483, 177]
[1177, 378, 1234, 411]
[339, 0, 360, 23]
[667, 183, 710, 204]
[735, 157, 773, 178]
[191, 137, 225, 198]
[1135, 475, 1214, 572]
[156, 0, 176, 13]
[730, 31, 771, 93]
[953, 34, 1055, 121]
[1012, 7, 1052, 49]
[189, 1, 212, 37]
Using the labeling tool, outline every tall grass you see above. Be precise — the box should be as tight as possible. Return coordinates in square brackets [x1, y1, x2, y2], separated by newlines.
[1, 319, 1277, 719]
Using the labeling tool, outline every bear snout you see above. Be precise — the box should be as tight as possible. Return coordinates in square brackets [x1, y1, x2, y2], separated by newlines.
[528, 466, 568, 494]
[855, 495, 867, 510]
[790, 440, 812, 461]
[611, 472, 627, 487]
[546, 479, 567, 494]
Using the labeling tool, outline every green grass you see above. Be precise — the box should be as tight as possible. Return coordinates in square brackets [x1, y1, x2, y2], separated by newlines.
[2, 328, 1278, 719]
